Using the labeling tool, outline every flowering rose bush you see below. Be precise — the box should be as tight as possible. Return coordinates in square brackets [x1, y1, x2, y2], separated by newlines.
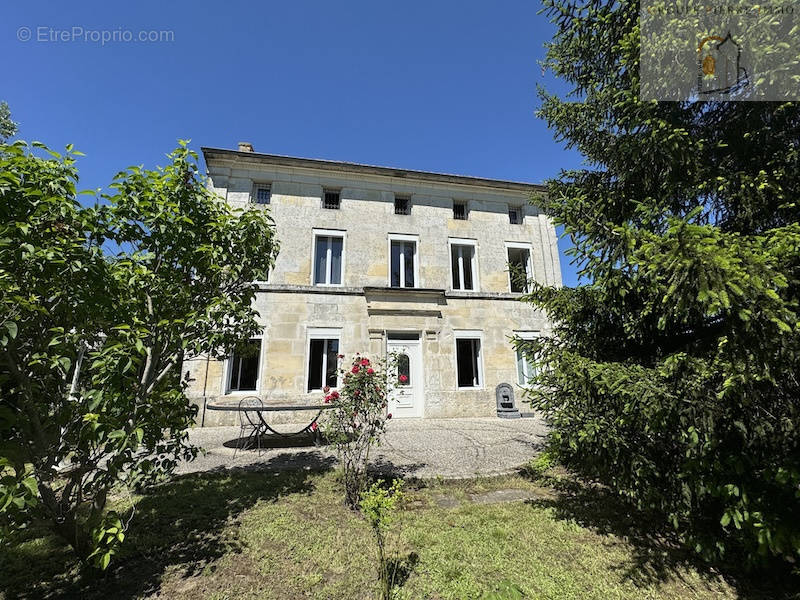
[322, 353, 394, 509]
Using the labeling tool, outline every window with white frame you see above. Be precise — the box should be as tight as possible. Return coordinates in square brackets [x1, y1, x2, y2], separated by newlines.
[389, 235, 418, 288]
[449, 239, 478, 291]
[253, 184, 271, 205]
[307, 329, 340, 391]
[227, 338, 261, 392]
[313, 230, 344, 286]
[514, 332, 539, 387]
[506, 244, 533, 293]
[455, 332, 483, 389]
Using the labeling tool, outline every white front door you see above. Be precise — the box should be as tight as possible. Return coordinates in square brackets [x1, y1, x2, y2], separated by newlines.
[387, 337, 423, 418]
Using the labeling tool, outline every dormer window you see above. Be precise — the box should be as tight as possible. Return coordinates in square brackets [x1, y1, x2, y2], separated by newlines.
[453, 201, 468, 220]
[509, 206, 522, 224]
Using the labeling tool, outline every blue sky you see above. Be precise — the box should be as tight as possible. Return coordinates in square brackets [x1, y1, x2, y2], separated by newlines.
[5, 0, 584, 286]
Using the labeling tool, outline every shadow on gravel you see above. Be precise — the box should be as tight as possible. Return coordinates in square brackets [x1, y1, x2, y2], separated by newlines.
[520, 469, 799, 600]
[0, 452, 336, 600]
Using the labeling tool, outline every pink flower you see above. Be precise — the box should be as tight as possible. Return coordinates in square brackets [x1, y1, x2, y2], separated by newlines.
[331, 390, 340, 399]
[351, 365, 360, 374]
[387, 413, 392, 419]
[361, 358, 370, 366]
[324, 395, 331, 403]
[367, 368, 375, 375]
[323, 385, 330, 393]
[311, 422, 318, 431]
[399, 374, 408, 383]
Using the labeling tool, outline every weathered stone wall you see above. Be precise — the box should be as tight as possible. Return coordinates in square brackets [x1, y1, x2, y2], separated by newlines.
[185, 156, 560, 426]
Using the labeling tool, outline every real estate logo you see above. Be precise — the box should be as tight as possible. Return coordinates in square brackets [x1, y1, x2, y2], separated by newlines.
[697, 32, 750, 96]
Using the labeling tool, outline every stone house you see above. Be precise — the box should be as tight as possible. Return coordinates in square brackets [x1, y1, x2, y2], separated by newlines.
[185, 143, 561, 425]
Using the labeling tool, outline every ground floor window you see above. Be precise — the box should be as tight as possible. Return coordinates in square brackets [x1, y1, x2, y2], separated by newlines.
[228, 338, 261, 392]
[516, 347, 538, 386]
[307, 337, 339, 391]
[514, 332, 540, 387]
[455, 335, 482, 388]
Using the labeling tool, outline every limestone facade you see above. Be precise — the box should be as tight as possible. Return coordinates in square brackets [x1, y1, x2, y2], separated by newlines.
[185, 147, 561, 426]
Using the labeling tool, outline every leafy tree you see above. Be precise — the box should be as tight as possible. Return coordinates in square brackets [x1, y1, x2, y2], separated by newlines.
[0, 141, 278, 568]
[521, 0, 800, 566]
[0, 102, 16, 143]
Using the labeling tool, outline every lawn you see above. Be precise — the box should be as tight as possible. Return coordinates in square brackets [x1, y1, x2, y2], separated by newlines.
[0, 459, 794, 600]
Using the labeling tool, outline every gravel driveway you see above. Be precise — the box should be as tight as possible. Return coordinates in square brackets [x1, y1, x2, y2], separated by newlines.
[178, 416, 547, 479]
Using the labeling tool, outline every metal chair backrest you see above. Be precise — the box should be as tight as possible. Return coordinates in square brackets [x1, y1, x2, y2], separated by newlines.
[238, 396, 263, 428]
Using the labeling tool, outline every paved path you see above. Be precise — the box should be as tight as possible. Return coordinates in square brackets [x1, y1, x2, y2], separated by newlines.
[178, 417, 547, 479]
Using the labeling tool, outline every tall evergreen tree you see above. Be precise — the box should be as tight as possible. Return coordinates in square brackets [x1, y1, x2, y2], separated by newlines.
[522, 0, 800, 565]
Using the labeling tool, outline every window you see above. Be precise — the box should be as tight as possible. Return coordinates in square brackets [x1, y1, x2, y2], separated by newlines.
[253, 185, 271, 205]
[455, 334, 483, 388]
[394, 196, 410, 215]
[389, 235, 418, 288]
[514, 332, 539, 387]
[313, 231, 344, 285]
[323, 189, 340, 209]
[227, 338, 261, 392]
[508, 206, 522, 224]
[449, 239, 478, 291]
[307, 330, 340, 391]
[397, 353, 411, 386]
[506, 245, 533, 293]
[453, 201, 468, 220]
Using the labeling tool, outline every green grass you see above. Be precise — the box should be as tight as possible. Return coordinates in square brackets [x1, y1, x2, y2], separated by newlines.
[0, 462, 795, 600]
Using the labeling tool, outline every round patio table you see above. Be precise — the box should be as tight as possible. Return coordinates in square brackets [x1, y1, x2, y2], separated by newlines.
[206, 400, 334, 447]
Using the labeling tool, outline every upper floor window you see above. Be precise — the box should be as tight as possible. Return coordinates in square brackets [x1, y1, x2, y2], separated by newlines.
[227, 338, 261, 393]
[508, 206, 523, 224]
[313, 230, 344, 286]
[506, 243, 533, 293]
[449, 239, 478, 291]
[453, 201, 468, 220]
[323, 189, 341, 209]
[253, 184, 271, 205]
[389, 235, 418, 288]
[394, 196, 411, 215]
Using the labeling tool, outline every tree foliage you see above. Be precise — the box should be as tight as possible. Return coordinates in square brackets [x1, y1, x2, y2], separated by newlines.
[0, 141, 278, 567]
[0, 102, 16, 143]
[521, 0, 800, 566]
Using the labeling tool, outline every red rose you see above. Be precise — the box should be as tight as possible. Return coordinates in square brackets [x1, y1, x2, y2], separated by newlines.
[367, 368, 374, 375]
[387, 413, 392, 419]
[399, 374, 408, 383]
[311, 422, 318, 431]
[361, 358, 370, 366]
[351, 365, 360, 374]
[324, 395, 331, 403]
[331, 390, 340, 399]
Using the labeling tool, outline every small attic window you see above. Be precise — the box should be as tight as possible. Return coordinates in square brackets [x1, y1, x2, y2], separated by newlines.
[509, 206, 523, 224]
[323, 190, 341, 209]
[453, 201, 468, 220]
[394, 196, 410, 215]
[253, 185, 271, 205]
